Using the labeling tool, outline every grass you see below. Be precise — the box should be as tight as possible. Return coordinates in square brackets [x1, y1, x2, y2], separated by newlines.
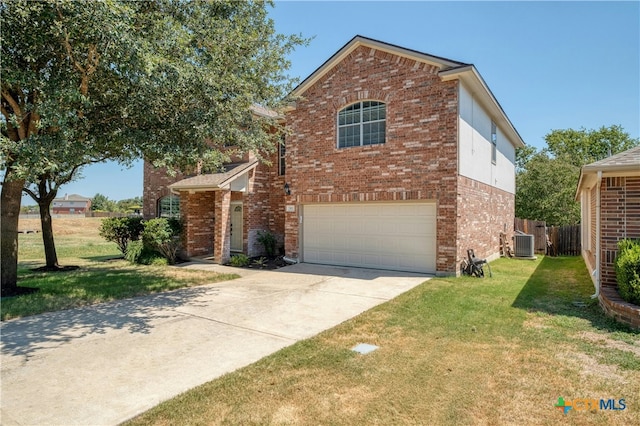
[126, 256, 640, 426]
[2, 217, 238, 321]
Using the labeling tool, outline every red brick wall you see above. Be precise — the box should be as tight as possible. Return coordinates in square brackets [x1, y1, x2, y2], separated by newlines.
[457, 176, 514, 269]
[182, 191, 215, 257]
[143, 148, 285, 259]
[600, 176, 640, 288]
[143, 162, 184, 219]
[245, 154, 286, 256]
[284, 44, 460, 273]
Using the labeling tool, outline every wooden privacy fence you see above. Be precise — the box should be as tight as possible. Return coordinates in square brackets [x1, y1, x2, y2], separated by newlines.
[514, 218, 547, 253]
[514, 218, 581, 256]
[548, 225, 581, 256]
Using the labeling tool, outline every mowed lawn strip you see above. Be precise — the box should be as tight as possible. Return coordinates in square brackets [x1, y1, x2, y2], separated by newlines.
[126, 256, 640, 426]
[2, 217, 238, 321]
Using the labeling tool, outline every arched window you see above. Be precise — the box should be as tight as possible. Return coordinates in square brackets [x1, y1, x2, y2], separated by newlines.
[337, 101, 386, 148]
[158, 195, 180, 218]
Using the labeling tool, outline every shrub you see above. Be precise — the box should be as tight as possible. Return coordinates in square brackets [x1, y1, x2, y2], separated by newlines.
[257, 230, 277, 257]
[615, 239, 640, 305]
[124, 240, 145, 263]
[230, 254, 250, 267]
[124, 240, 167, 265]
[142, 218, 182, 265]
[99, 217, 144, 254]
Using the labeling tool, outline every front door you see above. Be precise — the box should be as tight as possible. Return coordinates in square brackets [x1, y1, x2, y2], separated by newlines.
[230, 203, 243, 252]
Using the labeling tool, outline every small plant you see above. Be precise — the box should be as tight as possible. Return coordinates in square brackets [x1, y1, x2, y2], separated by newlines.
[257, 230, 277, 257]
[99, 217, 144, 254]
[230, 254, 250, 267]
[252, 256, 267, 268]
[615, 239, 640, 305]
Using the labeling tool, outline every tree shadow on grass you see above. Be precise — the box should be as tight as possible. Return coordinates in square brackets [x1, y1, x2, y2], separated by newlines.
[511, 256, 637, 334]
[0, 284, 217, 359]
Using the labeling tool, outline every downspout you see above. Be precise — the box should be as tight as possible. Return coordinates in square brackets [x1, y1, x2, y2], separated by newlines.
[592, 170, 602, 299]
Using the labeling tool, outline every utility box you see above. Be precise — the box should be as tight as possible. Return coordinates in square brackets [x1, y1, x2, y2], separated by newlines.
[514, 232, 535, 258]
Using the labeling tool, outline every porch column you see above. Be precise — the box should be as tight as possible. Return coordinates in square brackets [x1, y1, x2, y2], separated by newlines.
[214, 190, 231, 264]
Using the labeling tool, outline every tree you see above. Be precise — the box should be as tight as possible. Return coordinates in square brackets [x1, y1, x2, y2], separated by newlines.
[92, 193, 117, 212]
[22, 167, 83, 270]
[1, 0, 306, 295]
[545, 125, 638, 167]
[515, 152, 581, 225]
[515, 125, 639, 226]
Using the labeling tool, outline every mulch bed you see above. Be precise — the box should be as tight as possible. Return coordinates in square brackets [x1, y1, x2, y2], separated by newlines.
[226, 255, 288, 270]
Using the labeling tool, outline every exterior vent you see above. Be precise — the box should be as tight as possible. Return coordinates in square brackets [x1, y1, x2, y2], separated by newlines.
[514, 232, 535, 258]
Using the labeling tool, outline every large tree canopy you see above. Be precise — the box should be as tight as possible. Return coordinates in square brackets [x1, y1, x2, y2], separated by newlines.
[1, 0, 306, 294]
[515, 125, 639, 226]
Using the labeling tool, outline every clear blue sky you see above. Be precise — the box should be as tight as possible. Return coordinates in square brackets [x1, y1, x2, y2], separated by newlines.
[34, 0, 639, 204]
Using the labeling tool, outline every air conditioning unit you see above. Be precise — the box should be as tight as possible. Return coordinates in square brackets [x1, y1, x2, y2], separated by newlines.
[514, 232, 535, 258]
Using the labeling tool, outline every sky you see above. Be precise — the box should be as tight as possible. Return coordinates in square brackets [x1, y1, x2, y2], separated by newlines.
[27, 0, 639, 204]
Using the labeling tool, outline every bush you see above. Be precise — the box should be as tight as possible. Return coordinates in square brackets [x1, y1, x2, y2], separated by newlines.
[230, 254, 250, 267]
[125, 240, 168, 265]
[615, 239, 640, 305]
[99, 217, 144, 254]
[124, 240, 145, 263]
[257, 230, 277, 257]
[142, 218, 183, 265]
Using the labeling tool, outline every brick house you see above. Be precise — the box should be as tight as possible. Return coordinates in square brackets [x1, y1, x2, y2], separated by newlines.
[143, 36, 525, 275]
[576, 146, 640, 327]
[52, 193, 92, 214]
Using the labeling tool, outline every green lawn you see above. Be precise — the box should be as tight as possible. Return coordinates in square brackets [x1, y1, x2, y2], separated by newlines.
[127, 256, 639, 426]
[2, 218, 238, 321]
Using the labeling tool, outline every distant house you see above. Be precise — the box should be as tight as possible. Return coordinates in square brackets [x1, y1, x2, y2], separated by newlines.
[576, 146, 640, 328]
[52, 194, 92, 214]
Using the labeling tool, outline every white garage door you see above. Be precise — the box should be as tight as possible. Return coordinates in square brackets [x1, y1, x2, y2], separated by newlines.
[302, 202, 436, 273]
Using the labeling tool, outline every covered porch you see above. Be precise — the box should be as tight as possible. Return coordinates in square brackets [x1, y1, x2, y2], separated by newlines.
[169, 161, 258, 264]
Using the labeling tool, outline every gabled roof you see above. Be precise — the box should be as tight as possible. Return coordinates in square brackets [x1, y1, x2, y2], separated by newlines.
[291, 35, 525, 149]
[292, 35, 469, 95]
[53, 194, 91, 202]
[169, 160, 258, 192]
[575, 145, 640, 199]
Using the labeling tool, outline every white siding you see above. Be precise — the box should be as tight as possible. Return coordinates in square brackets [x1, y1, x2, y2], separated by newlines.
[458, 83, 516, 194]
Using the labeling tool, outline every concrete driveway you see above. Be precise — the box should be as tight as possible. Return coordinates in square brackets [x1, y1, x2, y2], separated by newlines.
[0, 263, 429, 425]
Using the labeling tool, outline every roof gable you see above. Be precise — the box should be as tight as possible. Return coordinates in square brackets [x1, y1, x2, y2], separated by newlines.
[290, 35, 525, 149]
[53, 194, 91, 202]
[576, 145, 640, 199]
[292, 35, 468, 97]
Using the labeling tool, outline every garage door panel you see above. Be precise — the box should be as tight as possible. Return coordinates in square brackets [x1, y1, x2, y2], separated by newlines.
[302, 203, 436, 273]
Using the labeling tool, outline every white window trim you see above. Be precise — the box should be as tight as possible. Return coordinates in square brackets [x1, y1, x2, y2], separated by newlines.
[336, 100, 386, 148]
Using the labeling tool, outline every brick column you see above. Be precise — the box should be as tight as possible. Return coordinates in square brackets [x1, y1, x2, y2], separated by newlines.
[183, 191, 215, 257]
[214, 190, 231, 264]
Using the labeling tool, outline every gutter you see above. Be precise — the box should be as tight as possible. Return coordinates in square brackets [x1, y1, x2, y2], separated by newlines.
[592, 170, 602, 299]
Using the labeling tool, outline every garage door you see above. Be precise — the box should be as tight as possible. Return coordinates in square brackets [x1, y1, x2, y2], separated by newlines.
[302, 202, 436, 273]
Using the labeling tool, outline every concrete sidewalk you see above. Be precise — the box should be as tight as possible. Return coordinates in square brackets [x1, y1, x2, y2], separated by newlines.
[0, 263, 429, 425]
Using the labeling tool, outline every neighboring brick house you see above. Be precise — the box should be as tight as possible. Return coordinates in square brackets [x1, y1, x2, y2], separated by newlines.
[576, 146, 640, 327]
[52, 193, 92, 214]
[144, 36, 525, 275]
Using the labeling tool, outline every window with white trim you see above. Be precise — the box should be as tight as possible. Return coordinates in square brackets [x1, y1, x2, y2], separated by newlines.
[158, 195, 180, 218]
[491, 121, 497, 164]
[338, 101, 386, 148]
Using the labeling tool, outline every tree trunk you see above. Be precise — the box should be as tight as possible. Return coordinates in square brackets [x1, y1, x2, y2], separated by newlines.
[39, 198, 60, 269]
[1, 177, 25, 295]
